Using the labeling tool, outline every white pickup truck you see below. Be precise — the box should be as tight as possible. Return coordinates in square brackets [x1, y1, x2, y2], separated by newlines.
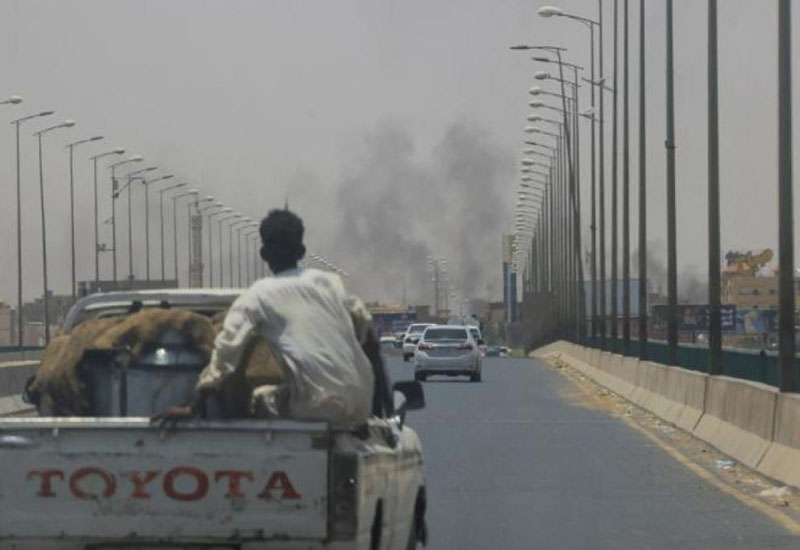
[0, 290, 428, 550]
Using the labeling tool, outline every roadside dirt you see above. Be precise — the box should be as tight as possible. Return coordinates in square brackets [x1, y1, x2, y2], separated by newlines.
[546, 355, 800, 528]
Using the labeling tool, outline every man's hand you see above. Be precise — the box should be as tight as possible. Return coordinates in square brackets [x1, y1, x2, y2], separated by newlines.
[150, 404, 196, 430]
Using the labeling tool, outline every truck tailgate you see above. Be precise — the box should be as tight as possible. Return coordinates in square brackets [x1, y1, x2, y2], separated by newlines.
[0, 418, 329, 542]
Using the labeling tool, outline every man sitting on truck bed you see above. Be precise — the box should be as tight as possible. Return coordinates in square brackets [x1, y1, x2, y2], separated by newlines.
[169, 208, 390, 426]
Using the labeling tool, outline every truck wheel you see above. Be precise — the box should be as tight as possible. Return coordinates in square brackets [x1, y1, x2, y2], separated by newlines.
[403, 354, 410, 362]
[470, 371, 482, 383]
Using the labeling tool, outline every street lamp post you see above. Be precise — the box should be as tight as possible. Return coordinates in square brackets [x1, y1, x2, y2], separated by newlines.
[197, 199, 222, 286]
[708, 0, 721, 375]
[243, 229, 256, 285]
[90, 148, 125, 287]
[10, 106, 53, 346]
[638, 0, 648, 359]
[119, 166, 157, 282]
[218, 213, 241, 286]
[108, 156, 144, 282]
[777, 0, 795, 392]
[538, 4, 602, 344]
[665, 0, 678, 364]
[207, 207, 232, 287]
[532, 65, 584, 339]
[158, 182, 187, 282]
[229, 219, 250, 287]
[141, 174, 174, 281]
[33, 119, 76, 344]
[172, 189, 198, 285]
[66, 135, 104, 300]
[622, 0, 631, 352]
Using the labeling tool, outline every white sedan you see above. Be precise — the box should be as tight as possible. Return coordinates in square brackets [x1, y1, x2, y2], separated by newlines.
[414, 325, 482, 382]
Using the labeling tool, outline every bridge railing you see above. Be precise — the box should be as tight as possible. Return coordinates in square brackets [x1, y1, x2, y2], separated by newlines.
[0, 345, 44, 363]
[582, 337, 800, 389]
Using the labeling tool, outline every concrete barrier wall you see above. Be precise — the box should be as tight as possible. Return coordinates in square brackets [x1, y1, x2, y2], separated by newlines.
[0, 361, 37, 397]
[694, 376, 777, 469]
[0, 361, 38, 416]
[760, 393, 800, 487]
[534, 341, 800, 489]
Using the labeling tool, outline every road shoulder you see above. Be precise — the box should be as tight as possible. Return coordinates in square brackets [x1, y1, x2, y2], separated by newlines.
[542, 355, 800, 535]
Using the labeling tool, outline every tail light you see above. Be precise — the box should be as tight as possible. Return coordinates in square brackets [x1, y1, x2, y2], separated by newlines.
[457, 342, 474, 351]
[418, 342, 435, 351]
[330, 453, 358, 541]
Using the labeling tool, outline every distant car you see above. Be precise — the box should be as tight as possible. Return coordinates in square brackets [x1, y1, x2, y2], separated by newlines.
[468, 325, 486, 356]
[414, 325, 482, 382]
[379, 335, 399, 352]
[484, 345, 501, 357]
[402, 323, 435, 362]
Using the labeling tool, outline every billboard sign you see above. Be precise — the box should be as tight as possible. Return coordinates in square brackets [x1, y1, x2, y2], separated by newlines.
[371, 311, 417, 336]
[650, 304, 737, 332]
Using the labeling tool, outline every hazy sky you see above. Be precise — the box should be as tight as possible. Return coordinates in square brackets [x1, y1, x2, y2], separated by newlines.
[0, 1, 798, 308]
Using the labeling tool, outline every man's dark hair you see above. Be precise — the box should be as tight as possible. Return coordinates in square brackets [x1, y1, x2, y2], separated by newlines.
[259, 209, 305, 272]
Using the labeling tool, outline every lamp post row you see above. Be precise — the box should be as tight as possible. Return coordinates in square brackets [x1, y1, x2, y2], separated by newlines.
[520, 2, 795, 392]
[3, 100, 267, 345]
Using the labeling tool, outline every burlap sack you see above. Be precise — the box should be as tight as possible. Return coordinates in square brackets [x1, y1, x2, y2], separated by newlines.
[30, 308, 286, 417]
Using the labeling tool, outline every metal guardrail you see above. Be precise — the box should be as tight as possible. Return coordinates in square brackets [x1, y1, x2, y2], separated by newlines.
[584, 337, 800, 388]
[0, 346, 44, 363]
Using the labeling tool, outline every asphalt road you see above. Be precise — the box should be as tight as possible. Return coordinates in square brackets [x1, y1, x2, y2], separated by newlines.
[385, 355, 799, 549]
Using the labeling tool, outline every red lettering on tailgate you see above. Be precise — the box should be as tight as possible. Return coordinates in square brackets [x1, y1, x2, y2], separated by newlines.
[69, 467, 116, 499]
[214, 470, 254, 499]
[257, 471, 301, 500]
[163, 466, 208, 501]
[124, 470, 160, 499]
[27, 469, 64, 497]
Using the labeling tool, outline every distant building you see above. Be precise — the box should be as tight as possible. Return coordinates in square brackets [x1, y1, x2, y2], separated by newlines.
[721, 275, 779, 311]
[366, 303, 417, 336]
[412, 305, 433, 323]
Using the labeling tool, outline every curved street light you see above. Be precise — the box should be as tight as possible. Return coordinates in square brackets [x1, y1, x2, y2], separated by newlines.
[172, 188, 198, 284]
[108, 155, 144, 281]
[32, 119, 76, 343]
[141, 174, 174, 281]
[9, 106, 52, 345]
[89, 148, 125, 285]
[157, 182, 187, 281]
[64, 135, 104, 300]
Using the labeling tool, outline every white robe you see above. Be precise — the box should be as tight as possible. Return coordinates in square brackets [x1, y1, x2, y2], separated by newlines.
[197, 267, 375, 427]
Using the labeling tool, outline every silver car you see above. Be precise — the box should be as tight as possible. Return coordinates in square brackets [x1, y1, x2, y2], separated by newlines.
[414, 325, 482, 382]
[402, 323, 435, 362]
